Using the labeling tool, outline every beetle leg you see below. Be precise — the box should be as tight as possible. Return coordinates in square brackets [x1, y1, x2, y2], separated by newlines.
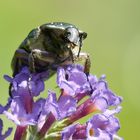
[29, 52, 36, 73]
[13, 49, 29, 59]
[11, 49, 29, 76]
[82, 53, 91, 75]
[29, 49, 57, 72]
[31, 49, 56, 63]
[74, 52, 91, 75]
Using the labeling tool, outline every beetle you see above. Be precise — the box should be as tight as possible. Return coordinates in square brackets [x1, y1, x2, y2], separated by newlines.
[11, 22, 90, 77]
[10, 22, 91, 94]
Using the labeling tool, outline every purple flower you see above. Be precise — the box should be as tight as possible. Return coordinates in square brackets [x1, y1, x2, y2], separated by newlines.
[3, 67, 48, 126]
[58, 93, 77, 119]
[4, 67, 46, 97]
[62, 124, 87, 140]
[3, 98, 44, 126]
[62, 107, 123, 140]
[38, 91, 77, 137]
[57, 65, 91, 96]
[3, 67, 48, 139]
[37, 91, 59, 132]
[72, 124, 87, 139]
[3, 95, 45, 140]
[68, 90, 120, 123]
[86, 109, 123, 140]
[0, 119, 12, 140]
[89, 76, 122, 107]
[61, 124, 77, 140]
[57, 64, 122, 111]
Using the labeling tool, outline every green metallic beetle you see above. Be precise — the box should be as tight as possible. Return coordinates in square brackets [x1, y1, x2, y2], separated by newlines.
[11, 22, 90, 77]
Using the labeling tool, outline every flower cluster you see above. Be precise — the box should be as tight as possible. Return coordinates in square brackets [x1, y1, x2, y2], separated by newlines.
[0, 64, 123, 140]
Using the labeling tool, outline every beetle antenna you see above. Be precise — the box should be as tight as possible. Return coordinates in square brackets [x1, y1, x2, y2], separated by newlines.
[77, 36, 82, 57]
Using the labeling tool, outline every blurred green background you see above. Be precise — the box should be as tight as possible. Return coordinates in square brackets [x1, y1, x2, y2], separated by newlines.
[0, 0, 140, 139]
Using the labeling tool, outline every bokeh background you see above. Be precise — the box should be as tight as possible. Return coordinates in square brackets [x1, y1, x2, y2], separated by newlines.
[0, 0, 140, 139]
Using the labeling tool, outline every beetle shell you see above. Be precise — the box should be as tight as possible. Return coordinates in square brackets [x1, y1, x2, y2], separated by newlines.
[11, 22, 87, 76]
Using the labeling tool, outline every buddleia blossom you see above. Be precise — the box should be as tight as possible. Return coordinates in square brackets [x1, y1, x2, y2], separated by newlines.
[86, 108, 122, 140]
[57, 64, 91, 96]
[57, 64, 123, 140]
[3, 67, 46, 139]
[1, 64, 123, 140]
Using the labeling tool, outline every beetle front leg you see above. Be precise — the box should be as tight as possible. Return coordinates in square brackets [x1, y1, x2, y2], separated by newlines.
[29, 49, 57, 72]
[12, 49, 29, 76]
[74, 52, 91, 75]
[28, 52, 36, 73]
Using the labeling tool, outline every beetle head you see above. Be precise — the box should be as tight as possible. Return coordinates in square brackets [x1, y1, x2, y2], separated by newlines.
[64, 27, 87, 56]
[64, 27, 87, 46]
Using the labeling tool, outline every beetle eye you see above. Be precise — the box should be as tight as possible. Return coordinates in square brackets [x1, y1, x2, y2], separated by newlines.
[65, 27, 79, 45]
[64, 31, 71, 38]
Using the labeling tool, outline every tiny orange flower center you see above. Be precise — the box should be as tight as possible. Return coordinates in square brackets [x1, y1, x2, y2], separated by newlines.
[89, 128, 94, 136]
